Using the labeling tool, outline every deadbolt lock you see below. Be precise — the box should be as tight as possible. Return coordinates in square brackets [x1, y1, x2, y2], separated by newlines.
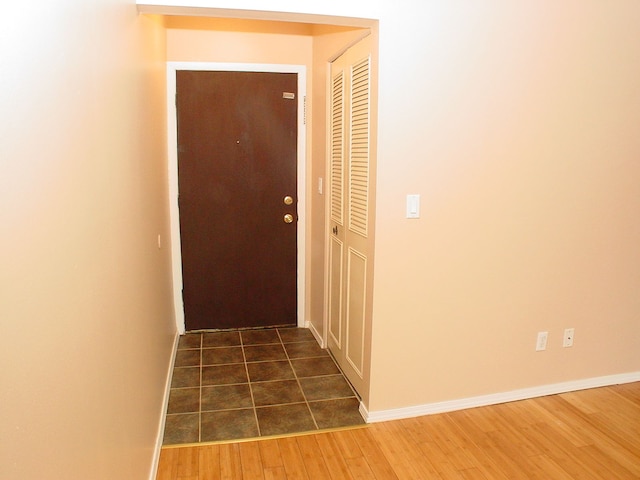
[283, 195, 294, 205]
[284, 213, 294, 224]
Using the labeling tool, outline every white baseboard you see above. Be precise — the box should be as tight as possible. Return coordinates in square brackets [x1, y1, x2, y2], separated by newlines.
[307, 321, 326, 348]
[149, 332, 180, 480]
[362, 371, 640, 423]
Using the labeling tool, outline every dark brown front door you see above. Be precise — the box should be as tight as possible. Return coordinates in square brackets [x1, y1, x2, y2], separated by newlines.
[176, 70, 298, 331]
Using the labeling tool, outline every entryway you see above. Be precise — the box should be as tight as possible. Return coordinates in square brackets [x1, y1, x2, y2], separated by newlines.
[161, 12, 378, 407]
[162, 327, 364, 445]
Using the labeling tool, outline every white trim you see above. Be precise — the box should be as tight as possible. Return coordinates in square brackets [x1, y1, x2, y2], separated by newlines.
[149, 333, 180, 480]
[308, 319, 326, 348]
[167, 62, 307, 333]
[135, 1, 380, 26]
[358, 400, 369, 422]
[361, 371, 640, 423]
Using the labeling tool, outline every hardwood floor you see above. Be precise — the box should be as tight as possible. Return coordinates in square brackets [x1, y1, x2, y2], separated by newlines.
[156, 382, 640, 479]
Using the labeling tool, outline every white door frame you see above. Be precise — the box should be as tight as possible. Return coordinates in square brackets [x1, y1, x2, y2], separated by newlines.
[167, 62, 307, 333]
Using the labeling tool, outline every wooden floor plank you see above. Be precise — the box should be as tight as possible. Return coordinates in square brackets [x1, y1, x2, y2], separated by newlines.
[376, 420, 443, 479]
[429, 460, 466, 480]
[615, 382, 640, 405]
[155, 382, 640, 480]
[239, 441, 265, 480]
[527, 454, 573, 479]
[330, 430, 365, 460]
[525, 421, 603, 479]
[458, 467, 490, 480]
[176, 447, 199, 478]
[396, 416, 435, 443]
[219, 444, 243, 480]
[502, 397, 553, 426]
[295, 434, 332, 479]
[198, 445, 221, 480]
[558, 390, 603, 415]
[157, 448, 179, 480]
[315, 431, 355, 480]
[277, 436, 310, 480]
[259, 437, 284, 471]
[538, 393, 640, 475]
[443, 410, 511, 480]
[589, 409, 640, 452]
[418, 439, 463, 478]
[348, 427, 399, 480]
[525, 395, 592, 448]
[421, 414, 478, 471]
[344, 456, 377, 480]
[578, 444, 638, 480]
[263, 466, 287, 480]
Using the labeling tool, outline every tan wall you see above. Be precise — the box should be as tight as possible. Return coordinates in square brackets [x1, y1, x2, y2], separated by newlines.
[368, 1, 640, 410]
[165, 17, 314, 63]
[0, 3, 175, 479]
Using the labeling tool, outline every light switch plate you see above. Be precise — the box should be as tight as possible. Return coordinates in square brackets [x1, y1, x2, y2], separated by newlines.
[406, 194, 420, 218]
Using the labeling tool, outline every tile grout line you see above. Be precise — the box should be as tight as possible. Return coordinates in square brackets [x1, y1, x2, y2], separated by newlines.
[277, 328, 320, 431]
[169, 329, 361, 446]
[240, 332, 262, 437]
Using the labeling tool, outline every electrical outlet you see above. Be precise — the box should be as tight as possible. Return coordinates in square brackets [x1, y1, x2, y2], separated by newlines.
[563, 328, 575, 348]
[536, 331, 548, 351]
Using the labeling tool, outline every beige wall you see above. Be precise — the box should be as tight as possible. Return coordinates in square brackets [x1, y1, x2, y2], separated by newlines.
[0, 3, 175, 479]
[368, 1, 640, 410]
[165, 17, 314, 63]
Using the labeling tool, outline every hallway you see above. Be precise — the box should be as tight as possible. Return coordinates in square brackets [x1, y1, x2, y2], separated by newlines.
[162, 328, 364, 445]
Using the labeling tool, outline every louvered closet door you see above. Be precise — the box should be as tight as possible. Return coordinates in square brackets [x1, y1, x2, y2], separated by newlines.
[327, 35, 374, 399]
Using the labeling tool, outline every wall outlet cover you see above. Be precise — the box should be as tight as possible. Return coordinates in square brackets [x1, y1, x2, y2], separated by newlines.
[536, 331, 548, 351]
[563, 328, 575, 348]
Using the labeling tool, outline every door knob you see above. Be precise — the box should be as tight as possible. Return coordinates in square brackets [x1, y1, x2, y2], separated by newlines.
[283, 195, 294, 205]
[284, 214, 294, 224]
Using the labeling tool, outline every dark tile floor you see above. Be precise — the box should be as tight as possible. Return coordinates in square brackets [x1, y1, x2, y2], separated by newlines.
[162, 327, 364, 445]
